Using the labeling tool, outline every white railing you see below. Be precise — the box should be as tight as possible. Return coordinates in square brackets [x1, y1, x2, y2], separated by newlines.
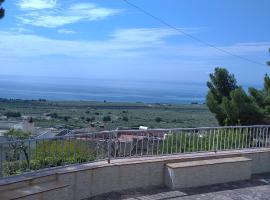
[0, 125, 270, 178]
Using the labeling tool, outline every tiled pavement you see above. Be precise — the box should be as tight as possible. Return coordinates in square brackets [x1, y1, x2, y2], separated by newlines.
[90, 173, 270, 200]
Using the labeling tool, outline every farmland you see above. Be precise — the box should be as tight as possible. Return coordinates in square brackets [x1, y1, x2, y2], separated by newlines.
[0, 99, 218, 130]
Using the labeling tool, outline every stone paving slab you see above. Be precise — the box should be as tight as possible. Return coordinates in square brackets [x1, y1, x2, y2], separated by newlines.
[89, 173, 270, 200]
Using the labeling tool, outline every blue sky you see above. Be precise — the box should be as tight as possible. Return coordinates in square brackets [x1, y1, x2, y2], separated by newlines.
[0, 0, 269, 87]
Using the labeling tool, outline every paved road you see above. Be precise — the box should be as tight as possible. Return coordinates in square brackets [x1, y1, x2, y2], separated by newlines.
[90, 173, 270, 200]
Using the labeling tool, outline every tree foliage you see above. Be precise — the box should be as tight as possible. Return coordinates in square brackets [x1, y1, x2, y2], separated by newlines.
[206, 68, 264, 126]
[4, 129, 32, 169]
[0, 0, 5, 19]
[206, 68, 238, 125]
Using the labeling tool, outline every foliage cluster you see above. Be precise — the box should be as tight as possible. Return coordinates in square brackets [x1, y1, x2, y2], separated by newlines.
[3, 130, 96, 176]
[206, 67, 269, 125]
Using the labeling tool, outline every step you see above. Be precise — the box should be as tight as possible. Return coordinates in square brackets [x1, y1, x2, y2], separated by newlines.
[165, 157, 252, 189]
[0, 179, 68, 200]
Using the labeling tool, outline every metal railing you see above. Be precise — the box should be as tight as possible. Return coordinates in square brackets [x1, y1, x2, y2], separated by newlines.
[0, 125, 270, 178]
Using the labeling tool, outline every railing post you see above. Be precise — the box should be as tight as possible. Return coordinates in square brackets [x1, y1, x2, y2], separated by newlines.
[107, 131, 112, 164]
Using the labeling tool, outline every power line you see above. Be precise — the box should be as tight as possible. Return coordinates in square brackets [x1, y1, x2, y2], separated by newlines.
[122, 0, 266, 66]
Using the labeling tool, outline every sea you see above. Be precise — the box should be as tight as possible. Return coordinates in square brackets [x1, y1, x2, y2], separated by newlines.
[0, 75, 212, 104]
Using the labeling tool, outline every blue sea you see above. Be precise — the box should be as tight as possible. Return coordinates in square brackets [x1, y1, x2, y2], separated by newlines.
[0, 75, 209, 103]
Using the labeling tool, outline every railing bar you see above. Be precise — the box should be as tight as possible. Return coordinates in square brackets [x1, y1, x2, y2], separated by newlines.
[184, 131, 187, 153]
[175, 131, 178, 154]
[187, 131, 191, 153]
[256, 128, 259, 148]
[245, 127, 248, 149]
[129, 134, 133, 157]
[146, 133, 149, 156]
[156, 132, 160, 155]
[151, 134, 154, 156]
[216, 128, 219, 151]
[135, 132, 138, 157]
[196, 130, 199, 152]
[178, 131, 182, 153]
[28, 140, 31, 171]
[266, 127, 269, 147]
[141, 132, 144, 157]
[161, 132, 165, 155]
[223, 128, 226, 150]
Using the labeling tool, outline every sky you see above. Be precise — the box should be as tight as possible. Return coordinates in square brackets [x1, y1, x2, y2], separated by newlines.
[0, 0, 269, 87]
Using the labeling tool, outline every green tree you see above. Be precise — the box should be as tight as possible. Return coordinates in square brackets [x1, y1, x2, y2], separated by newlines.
[0, 0, 5, 19]
[249, 74, 270, 117]
[207, 68, 263, 125]
[206, 68, 238, 125]
[4, 129, 32, 167]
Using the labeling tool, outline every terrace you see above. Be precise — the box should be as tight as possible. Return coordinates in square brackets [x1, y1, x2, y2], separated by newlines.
[0, 125, 270, 200]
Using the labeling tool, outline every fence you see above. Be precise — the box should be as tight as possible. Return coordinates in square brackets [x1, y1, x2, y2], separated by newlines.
[0, 125, 270, 178]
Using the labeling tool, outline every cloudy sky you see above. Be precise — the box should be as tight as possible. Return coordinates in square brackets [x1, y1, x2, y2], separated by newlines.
[0, 0, 269, 86]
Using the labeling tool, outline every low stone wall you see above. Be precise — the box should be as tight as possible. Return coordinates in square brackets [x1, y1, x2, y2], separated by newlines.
[1, 148, 270, 200]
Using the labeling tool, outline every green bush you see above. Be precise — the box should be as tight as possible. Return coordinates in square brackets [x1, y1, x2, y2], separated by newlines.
[103, 116, 111, 122]
[3, 139, 97, 176]
[5, 111, 21, 118]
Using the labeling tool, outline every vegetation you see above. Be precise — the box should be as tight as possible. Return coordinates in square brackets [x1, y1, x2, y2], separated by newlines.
[155, 117, 162, 123]
[4, 130, 32, 174]
[103, 115, 111, 122]
[0, 0, 4, 19]
[5, 111, 22, 118]
[3, 130, 97, 176]
[161, 128, 259, 155]
[206, 68, 264, 125]
[0, 100, 218, 130]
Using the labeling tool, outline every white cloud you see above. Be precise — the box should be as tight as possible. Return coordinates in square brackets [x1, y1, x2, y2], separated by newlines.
[57, 28, 76, 34]
[17, 0, 58, 10]
[16, 2, 122, 28]
[0, 28, 268, 61]
[111, 28, 180, 44]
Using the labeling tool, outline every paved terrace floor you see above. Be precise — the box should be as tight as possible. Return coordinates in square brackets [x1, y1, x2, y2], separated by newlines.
[90, 173, 270, 200]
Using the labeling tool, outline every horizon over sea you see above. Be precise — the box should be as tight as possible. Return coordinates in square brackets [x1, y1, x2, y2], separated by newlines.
[0, 75, 262, 104]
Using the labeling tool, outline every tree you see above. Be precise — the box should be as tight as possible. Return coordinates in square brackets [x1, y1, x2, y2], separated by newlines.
[206, 68, 264, 125]
[224, 88, 263, 125]
[4, 129, 32, 167]
[206, 68, 238, 125]
[0, 0, 5, 19]
[249, 74, 270, 116]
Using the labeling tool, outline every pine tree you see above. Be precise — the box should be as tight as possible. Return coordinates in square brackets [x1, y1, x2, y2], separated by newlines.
[207, 68, 264, 125]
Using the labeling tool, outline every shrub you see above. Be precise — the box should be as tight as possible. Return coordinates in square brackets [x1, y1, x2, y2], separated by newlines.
[5, 111, 21, 118]
[103, 116, 111, 122]
[155, 117, 162, 123]
[123, 116, 129, 122]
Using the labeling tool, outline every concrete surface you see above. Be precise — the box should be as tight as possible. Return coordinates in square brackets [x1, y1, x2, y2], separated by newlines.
[90, 173, 270, 200]
[165, 157, 252, 189]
